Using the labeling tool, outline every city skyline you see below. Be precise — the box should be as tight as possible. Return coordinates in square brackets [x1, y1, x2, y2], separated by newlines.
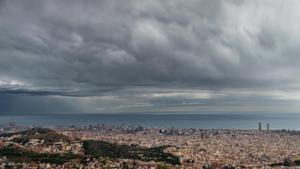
[1, 0, 300, 114]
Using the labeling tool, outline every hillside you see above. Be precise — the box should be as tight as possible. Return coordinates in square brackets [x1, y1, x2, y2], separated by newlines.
[0, 128, 70, 144]
[83, 140, 180, 165]
[0, 144, 82, 164]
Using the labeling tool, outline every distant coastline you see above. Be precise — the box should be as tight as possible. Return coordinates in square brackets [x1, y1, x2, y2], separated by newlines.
[0, 113, 300, 130]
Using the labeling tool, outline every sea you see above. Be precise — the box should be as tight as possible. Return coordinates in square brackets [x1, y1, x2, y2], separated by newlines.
[0, 113, 300, 130]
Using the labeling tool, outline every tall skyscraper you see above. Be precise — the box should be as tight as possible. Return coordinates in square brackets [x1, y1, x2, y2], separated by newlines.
[267, 123, 270, 131]
[258, 122, 262, 131]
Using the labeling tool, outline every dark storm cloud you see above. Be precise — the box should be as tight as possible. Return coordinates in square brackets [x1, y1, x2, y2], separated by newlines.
[0, 94, 80, 115]
[1, 0, 300, 114]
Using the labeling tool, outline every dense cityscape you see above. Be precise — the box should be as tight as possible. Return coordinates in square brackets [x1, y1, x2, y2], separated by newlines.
[0, 122, 300, 169]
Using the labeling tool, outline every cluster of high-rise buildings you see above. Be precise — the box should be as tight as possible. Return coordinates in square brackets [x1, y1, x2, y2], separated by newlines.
[258, 122, 270, 131]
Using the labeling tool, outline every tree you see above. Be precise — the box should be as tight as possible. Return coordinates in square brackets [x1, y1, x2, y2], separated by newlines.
[121, 162, 130, 169]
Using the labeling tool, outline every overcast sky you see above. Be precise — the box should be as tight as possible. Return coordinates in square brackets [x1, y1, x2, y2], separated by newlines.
[1, 0, 300, 115]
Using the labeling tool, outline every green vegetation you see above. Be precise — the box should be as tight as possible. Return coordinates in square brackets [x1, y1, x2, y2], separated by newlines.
[269, 158, 300, 167]
[83, 140, 180, 165]
[0, 128, 55, 137]
[0, 128, 70, 144]
[294, 160, 300, 165]
[0, 145, 82, 164]
[121, 162, 130, 169]
[269, 162, 284, 167]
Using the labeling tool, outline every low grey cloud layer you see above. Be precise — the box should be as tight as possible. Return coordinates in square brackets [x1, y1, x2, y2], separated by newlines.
[1, 0, 300, 114]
